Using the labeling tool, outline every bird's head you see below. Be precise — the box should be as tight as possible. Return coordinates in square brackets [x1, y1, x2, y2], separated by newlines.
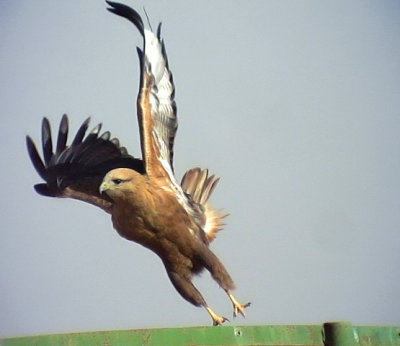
[99, 168, 143, 200]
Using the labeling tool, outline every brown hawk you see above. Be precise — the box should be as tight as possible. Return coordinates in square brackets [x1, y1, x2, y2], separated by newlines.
[26, 1, 249, 325]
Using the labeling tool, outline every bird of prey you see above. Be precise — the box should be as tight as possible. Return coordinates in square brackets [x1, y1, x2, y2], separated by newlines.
[26, 1, 249, 326]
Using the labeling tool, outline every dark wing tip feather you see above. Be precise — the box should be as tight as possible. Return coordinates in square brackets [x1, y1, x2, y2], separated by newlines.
[72, 117, 90, 145]
[26, 135, 47, 181]
[56, 114, 69, 154]
[136, 47, 145, 89]
[33, 183, 55, 197]
[89, 123, 102, 136]
[136, 47, 143, 61]
[106, 1, 144, 36]
[157, 22, 162, 40]
[41, 117, 52, 165]
[77, 123, 102, 149]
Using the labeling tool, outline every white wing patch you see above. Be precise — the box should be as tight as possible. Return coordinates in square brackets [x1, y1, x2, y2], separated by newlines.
[144, 29, 177, 172]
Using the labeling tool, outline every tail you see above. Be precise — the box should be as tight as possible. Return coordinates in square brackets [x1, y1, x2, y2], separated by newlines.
[181, 168, 228, 242]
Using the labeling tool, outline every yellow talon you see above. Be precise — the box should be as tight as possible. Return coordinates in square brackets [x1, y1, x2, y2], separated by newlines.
[228, 292, 251, 317]
[206, 306, 229, 326]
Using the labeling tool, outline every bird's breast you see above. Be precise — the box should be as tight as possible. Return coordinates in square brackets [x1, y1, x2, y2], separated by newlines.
[109, 192, 202, 256]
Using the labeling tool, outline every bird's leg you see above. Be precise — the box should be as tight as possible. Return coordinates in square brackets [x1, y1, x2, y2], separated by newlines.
[166, 270, 228, 326]
[205, 306, 229, 326]
[226, 290, 251, 318]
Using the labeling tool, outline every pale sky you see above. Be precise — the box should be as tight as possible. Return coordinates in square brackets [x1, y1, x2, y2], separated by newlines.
[1, 0, 399, 338]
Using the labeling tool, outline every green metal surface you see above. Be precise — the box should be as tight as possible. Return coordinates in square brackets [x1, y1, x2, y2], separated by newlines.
[1, 323, 399, 346]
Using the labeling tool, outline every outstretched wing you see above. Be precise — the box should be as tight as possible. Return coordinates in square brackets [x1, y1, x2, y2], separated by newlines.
[106, 1, 177, 183]
[107, 2, 228, 243]
[26, 114, 144, 213]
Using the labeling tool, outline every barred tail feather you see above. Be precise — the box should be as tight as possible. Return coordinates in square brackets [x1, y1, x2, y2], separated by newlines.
[181, 167, 228, 242]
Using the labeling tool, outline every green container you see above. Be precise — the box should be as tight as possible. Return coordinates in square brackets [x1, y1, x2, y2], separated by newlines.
[1, 322, 399, 346]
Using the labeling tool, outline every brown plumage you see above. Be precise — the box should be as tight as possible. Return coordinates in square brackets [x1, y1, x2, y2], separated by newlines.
[26, 1, 249, 325]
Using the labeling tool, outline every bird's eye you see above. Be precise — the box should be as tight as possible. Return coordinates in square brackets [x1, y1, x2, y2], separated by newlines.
[112, 179, 123, 185]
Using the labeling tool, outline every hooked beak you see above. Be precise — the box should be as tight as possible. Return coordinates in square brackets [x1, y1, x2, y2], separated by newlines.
[99, 181, 110, 194]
